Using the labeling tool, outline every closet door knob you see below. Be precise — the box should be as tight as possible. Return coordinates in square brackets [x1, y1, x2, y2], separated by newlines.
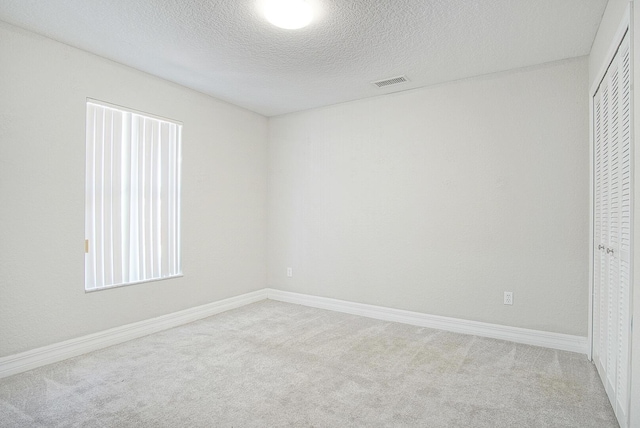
[607, 248, 614, 255]
[598, 245, 605, 250]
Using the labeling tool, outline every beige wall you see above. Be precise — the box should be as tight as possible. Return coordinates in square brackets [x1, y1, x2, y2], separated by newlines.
[0, 22, 268, 357]
[268, 57, 590, 336]
[0, 6, 601, 369]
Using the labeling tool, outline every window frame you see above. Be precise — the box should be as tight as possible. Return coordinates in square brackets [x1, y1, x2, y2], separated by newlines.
[84, 98, 183, 292]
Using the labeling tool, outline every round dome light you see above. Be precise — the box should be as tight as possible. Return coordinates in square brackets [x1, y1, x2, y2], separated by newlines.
[263, 0, 313, 30]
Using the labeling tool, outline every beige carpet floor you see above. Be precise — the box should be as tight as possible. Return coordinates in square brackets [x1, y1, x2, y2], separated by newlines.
[0, 300, 618, 427]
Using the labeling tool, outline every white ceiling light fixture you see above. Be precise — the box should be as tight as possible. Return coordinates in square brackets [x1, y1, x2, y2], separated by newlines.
[262, 0, 313, 30]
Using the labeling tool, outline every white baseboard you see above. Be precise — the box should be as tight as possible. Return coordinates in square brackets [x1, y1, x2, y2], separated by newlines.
[0, 289, 268, 379]
[0, 287, 589, 379]
[265, 288, 588, 355]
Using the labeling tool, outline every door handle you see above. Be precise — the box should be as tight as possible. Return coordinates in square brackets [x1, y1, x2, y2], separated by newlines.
[598, 244, 605, 250]
[607, 248, 614, 255]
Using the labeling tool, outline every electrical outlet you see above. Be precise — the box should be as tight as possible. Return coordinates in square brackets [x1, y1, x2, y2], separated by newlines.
[287, 267, 293, 278]
[504, 291, 513, 305]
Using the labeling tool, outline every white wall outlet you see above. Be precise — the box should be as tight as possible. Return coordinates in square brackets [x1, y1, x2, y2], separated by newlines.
[504, 291, 513, 305]
[287, 267, 293, 277]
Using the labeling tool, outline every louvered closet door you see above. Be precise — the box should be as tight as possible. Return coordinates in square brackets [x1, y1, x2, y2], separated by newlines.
[592, 29, 631, 426]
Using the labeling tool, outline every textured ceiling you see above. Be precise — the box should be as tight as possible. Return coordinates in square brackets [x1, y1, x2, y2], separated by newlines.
[0, 0, 607, 116]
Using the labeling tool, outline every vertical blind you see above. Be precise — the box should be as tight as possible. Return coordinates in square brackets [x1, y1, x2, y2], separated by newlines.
[85, 100, 182, 291]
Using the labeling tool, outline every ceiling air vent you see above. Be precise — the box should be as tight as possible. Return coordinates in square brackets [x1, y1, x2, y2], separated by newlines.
[372, 75, 409, 88]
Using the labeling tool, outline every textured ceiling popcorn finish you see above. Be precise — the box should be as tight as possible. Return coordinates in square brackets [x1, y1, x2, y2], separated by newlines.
[0, 0, 607, 116]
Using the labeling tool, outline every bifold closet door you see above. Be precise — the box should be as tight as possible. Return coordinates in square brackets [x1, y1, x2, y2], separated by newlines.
[592, 29, 631, 426]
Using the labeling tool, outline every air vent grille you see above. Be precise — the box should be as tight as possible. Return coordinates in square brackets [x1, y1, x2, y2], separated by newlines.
[372, 75, 409, 88]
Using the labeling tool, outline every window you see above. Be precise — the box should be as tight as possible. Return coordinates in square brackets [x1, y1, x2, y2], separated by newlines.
[85, 100, 182, 291]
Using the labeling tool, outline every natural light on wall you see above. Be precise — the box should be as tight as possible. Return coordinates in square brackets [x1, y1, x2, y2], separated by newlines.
[85, 100, 182, 291]
[261, 0, 313, 29]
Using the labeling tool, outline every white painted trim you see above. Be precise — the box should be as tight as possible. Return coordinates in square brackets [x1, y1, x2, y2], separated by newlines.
[266, 289, 589, 355]
[0, 287, 589, 380]
[0, 289, 267, 379]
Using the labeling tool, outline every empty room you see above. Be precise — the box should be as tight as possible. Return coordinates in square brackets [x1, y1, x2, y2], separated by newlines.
[1, 0, 639, 426]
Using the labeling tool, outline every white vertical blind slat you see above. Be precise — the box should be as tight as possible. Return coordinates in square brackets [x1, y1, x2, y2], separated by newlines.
[160, 123, 170, 277]
[168, 124, 177, 274]
[85, 105, 97, 290]
[176, 125, 182, 275]
[112, 111, 123, 285]
[139, 115, 146, 280]
[154, 121, 163, 277]
[142, 117, 152, 279]
[103, 109, 114, 287]
[120, 113, 132, 284]
[149, 120, 155, 278]
[96, 108, 106, 289]
[130, 114, 141, 284]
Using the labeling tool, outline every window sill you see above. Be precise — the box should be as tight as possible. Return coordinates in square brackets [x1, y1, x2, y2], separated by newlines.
[85, 274, 184, 293]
